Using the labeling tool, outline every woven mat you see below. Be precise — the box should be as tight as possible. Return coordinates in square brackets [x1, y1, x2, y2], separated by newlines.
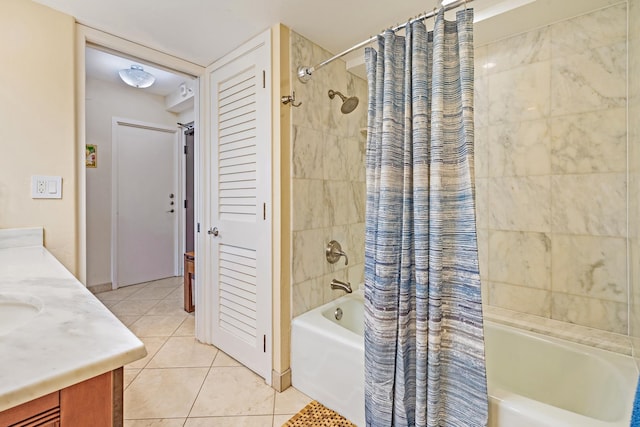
[282, 400, 357, 427]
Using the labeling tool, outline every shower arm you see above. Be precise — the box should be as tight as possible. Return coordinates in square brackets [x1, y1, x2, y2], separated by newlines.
[297, 0, 473, 83]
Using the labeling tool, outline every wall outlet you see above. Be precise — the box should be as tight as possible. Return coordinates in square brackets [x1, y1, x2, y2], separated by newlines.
[31, 176, 62, 199]
[36, 179, 46, 194]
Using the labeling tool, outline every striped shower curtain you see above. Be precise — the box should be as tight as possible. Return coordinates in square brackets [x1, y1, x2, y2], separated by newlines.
[364, 9, 488, 427]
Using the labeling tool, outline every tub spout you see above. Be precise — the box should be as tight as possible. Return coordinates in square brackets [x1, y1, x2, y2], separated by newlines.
[330, 279, 352, 293]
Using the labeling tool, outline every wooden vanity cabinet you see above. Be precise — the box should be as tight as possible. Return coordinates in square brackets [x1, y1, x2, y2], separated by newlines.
[0, 368, 123, 427]
[0, 391, 60, 426]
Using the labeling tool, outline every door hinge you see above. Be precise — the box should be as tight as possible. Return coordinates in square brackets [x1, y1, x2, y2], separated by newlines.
[263, 203, 266, 220]
[197, 223, 200, 233]
[184, 145, 188, 154]
[263, 335, 266, 353]
[262, 70, 266, 89]
[184, 199, 188, 209]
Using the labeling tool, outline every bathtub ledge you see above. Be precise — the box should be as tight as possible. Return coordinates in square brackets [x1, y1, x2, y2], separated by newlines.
[484, 306, 632, 356]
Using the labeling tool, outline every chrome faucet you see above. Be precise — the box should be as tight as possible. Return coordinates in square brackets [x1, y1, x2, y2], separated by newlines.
[330, 279, 352, 294]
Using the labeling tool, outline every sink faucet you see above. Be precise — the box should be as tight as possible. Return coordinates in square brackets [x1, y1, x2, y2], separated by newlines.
[330, 279, 352, 294]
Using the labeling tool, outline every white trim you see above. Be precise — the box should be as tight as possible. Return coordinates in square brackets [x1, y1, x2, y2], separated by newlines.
[195, 65, 210, 343]
[76, 24, 204, 287]
[112, 120, 179, 132]
[78, 25, 204, 77]
[110, 117, 179, 288]
[191, 79, 203, 329]
[75, 28, 87, 285]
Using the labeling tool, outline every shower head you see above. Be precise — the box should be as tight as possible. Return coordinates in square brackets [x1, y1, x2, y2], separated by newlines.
[328, 89, 359, 114]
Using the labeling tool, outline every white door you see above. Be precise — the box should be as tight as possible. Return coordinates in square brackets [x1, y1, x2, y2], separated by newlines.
[204, 30, 272, 381]
[113, 119, 178, 287]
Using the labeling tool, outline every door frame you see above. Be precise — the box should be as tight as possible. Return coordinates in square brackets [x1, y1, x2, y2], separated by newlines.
[181, 123, 195, 256]
[76, 24, 204, 286]
[110, 117, 181, 288]
[75, 24, 284, 385]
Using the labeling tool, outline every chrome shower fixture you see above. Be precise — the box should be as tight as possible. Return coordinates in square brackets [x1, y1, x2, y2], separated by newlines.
[328, 89, 359, 114]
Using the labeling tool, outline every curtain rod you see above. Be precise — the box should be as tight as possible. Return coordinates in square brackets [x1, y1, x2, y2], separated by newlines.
[297, 0, 473, 83]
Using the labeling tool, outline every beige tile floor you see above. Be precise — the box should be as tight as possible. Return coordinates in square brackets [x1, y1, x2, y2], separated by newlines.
[96, 276, 311, 427]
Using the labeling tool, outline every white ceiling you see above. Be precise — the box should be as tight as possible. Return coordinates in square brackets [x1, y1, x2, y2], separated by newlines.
[35, 0, 619, 94]
[85, 47, 190, 96]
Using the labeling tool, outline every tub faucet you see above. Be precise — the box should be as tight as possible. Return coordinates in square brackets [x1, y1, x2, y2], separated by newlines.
[330, 279, 352, 294]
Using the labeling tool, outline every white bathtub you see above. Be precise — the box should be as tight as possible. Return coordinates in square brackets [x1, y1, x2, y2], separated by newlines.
[291, 290, 638, 427]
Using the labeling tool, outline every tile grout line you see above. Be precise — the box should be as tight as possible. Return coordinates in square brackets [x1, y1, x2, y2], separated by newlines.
[271, 374, 277, 427]
[183, 362, 214, 423]
[100, 277, 310, 426]
[112, 281, 181, 387]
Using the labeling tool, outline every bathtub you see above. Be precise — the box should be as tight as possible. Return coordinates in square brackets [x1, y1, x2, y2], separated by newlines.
[291, 290, 638, 427]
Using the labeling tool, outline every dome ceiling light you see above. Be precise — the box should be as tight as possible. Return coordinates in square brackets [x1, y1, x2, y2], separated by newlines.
[118, 65, 156, 88]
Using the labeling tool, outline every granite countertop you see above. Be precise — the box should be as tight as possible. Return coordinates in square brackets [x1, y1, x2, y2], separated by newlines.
[0, 228, 147, 412]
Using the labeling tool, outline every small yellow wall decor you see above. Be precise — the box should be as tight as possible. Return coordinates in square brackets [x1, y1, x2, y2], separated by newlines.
[86, 144, 97, 168]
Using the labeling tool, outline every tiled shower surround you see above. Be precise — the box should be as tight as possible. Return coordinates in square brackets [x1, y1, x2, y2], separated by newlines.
[475, 3, 628, 334]
[289, 31, 368, 317]
[288, 3, 632, 336]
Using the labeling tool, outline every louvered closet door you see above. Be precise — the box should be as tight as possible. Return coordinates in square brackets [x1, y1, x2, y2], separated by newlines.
[209, 33, 271, 381]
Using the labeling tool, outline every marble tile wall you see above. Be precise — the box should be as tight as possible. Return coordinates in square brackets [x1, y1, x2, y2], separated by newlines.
[475, 3, 629, 334]
[289, 32, 368, 317]
[629, 0, 640, 367]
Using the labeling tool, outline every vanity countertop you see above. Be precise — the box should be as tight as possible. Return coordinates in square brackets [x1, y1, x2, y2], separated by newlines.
[0, 228, 146, 412]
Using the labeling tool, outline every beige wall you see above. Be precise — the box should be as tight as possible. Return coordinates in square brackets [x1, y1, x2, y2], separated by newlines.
[272, 24, 292, 389]
[289, 31, 367, 317]
[0, 0, 77, 273]
[475, 3, 628, 334]
[629, 0, 640, 367]
[85, 77, 178, 287]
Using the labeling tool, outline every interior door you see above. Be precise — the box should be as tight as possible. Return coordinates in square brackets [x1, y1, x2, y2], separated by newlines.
[206, 31, 272, 381]
[113, 119, 178, 287]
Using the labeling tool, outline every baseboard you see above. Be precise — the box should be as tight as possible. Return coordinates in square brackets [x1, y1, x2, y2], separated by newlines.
[271, 368, 292, 392]
[87, 282, 112, 294]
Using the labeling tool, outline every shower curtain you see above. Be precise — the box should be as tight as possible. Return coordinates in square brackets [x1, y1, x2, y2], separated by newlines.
[364, 9, 488, 427]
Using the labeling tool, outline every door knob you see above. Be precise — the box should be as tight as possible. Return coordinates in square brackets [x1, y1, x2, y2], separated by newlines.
[167, 209, 175, 213]
[208, 227, 219, 236]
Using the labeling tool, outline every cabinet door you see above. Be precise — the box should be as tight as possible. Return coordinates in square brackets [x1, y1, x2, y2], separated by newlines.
[0, 369, 122, 427]
[0, 392, 60, 426]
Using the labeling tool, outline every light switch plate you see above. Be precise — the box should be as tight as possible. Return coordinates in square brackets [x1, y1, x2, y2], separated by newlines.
[31, 176, 62, 199]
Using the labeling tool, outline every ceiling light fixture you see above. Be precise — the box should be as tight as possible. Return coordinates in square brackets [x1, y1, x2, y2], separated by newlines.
[118, 65, 156, 88]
